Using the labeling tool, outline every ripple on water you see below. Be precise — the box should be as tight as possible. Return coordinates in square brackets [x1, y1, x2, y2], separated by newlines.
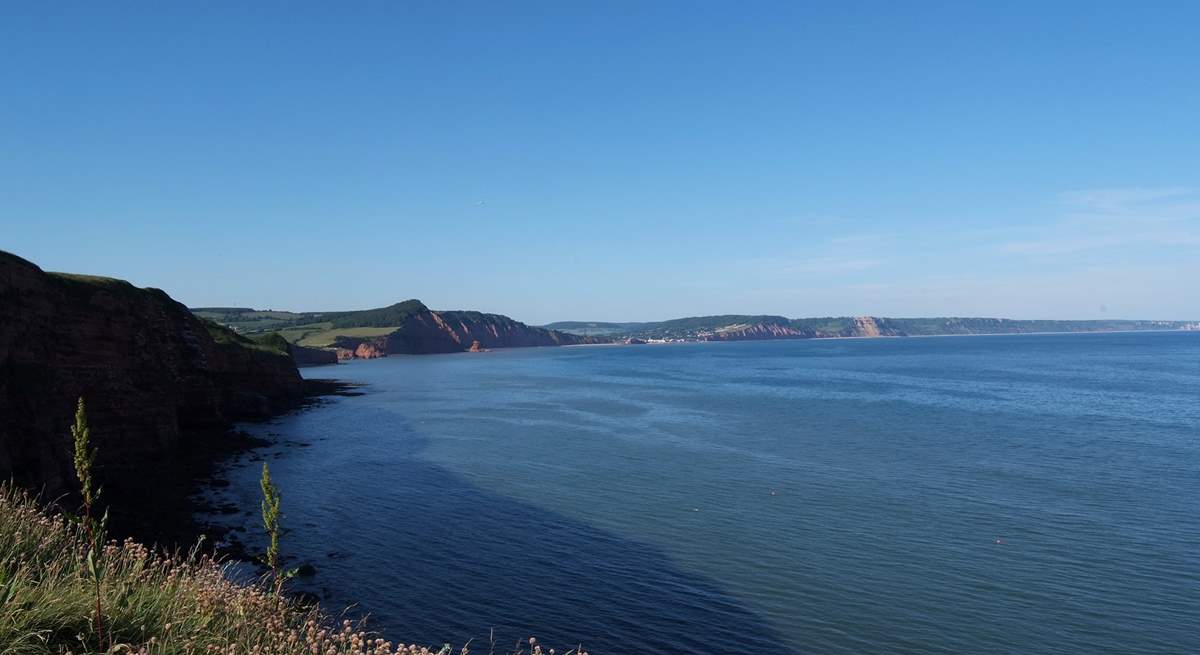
[201, 333, 1200, 654]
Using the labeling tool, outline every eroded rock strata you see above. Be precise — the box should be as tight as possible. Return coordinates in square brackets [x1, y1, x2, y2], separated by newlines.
[0, 250, 304, 499]
[330, 307, 593, 358]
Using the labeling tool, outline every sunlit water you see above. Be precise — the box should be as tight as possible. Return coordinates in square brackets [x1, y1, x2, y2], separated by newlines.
[202, 332, 1200, 654]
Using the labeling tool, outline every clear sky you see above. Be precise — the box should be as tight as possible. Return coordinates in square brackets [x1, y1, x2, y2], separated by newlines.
[3, 2, 1198, 324]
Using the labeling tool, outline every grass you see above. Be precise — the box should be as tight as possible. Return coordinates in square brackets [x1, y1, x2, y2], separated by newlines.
[294, 327, 397, 348]
[0, 485, 580, 655]
[201, 320, 292, 358]
[189, 311, 312, 334]
[273, 323, 334, 344]
[47, 273, 138, 289]
[186, 301, 426, 341]
[0, 382, 579, 655]
[251, 333, 293, 355]
[43, 272, 178, 310]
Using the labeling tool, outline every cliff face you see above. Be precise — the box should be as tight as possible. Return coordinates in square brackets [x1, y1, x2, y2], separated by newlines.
[706, 322, 816, 341]
[288, 343, 338, 367]
[704, 317, 902, 341]
[435, 310, 591, 349]
[0, 251, 304, 497]
[332, 307, 594, 358]
[850, 316, 884, 337]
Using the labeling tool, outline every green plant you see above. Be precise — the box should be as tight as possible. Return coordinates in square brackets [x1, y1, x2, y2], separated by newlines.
[259, 462, 286, 593]
[71, 398, 96, 511]
[71, 397, 108, 650]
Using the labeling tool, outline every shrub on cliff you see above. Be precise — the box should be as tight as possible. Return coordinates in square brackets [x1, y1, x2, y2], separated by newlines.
[325, 300, 427, 329]
[252, 332, 293, 356]
[202, 319, 292, 359]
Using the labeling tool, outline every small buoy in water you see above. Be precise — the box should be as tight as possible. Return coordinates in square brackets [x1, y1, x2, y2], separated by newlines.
[770, 490, 778, 496]
[995, 537, 1004, 544]
[692, 508, 699, 512]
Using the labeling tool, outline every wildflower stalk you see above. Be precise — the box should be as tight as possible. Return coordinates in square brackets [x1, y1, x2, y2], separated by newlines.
[260, 462, 283, 593]
[71, 396, 107, 650]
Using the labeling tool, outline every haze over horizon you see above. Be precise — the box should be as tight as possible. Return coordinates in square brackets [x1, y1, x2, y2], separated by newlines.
[4, 3, 1198, 325]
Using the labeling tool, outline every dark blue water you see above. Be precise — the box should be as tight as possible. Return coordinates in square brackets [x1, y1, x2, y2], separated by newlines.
[205, 332, 1200, 654]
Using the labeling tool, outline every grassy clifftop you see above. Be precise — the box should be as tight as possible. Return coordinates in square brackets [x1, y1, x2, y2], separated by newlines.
[201, 319, 292, 358]
[190, 302, 431, 347]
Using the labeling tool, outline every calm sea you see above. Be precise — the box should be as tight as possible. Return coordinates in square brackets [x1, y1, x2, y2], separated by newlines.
[203, 332, 1200, 654]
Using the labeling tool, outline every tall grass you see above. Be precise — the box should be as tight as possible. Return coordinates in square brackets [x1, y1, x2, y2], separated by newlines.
[258, 463, 289, 596]
[0, 487, 583, 655]
[71, 398, 107, 649]
[1, 403, 584, 655]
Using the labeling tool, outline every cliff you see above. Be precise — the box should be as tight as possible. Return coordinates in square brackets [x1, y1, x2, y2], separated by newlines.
[289, 343, 339, 367]
[701, 316, 899, 341]
[196, 301, 601, 357]
[328, 303, 596, 357]
[705, 322, 815, 341]
[0, 251, 305, 499]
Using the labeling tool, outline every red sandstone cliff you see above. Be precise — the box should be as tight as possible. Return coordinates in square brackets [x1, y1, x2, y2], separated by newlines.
[331, 308, 595, 358]
[0, 251, 305, 498]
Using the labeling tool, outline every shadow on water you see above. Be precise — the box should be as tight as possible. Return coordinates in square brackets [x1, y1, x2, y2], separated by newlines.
[206, 408, 801, 655]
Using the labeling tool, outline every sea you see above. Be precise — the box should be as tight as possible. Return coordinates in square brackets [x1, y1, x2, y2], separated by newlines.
[200, 331, 1200, 654]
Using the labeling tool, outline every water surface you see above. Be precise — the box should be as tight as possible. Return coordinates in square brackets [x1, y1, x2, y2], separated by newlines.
[205, 332, 1200, 654]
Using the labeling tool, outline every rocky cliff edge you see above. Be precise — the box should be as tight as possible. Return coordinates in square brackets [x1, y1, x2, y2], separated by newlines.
[0, 250, 305, 500]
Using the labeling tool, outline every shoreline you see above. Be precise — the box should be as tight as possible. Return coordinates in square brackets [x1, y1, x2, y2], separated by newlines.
[106, 378, 364, 555]
[565, 326, 1198, 347]
[304, 327, 1200, 363]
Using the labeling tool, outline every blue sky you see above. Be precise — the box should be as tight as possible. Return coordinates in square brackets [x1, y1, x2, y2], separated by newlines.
[3, 2, 1197, 323]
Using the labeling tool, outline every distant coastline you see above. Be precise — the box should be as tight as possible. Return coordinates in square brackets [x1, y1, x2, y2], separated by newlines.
[199, 305, 1198, 361]
[3, 245, 1194, 545]
[543, 315, 1198, 343]
[557, 326, 1200, 348]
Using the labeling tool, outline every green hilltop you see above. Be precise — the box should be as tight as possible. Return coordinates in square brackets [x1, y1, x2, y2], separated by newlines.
[191, 301, 587, 350]
[191, 301, 431, 348]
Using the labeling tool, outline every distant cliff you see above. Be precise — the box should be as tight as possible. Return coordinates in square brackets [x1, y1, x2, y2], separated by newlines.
[703, 322, 814, 341]
[195, 301, 600, 358]
[0, 251, 305, 498]
[330, 305, 596, 357]
[700, 316, 896, 341]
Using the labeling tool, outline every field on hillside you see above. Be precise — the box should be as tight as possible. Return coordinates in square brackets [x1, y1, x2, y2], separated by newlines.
[190, 304, 429, 347]
[191, 309, 312, 333]
[294, 326, 399, 347]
